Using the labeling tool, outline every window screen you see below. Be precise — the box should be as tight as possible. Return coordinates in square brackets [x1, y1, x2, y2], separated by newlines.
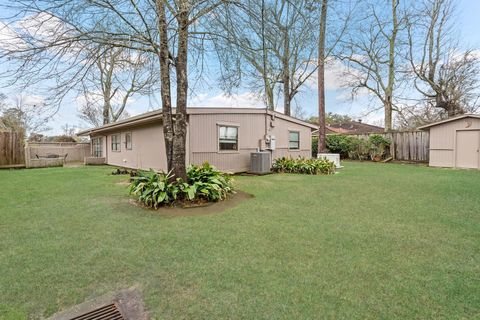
[125, 132, 132, 150]
[219, 126, 238, 151]
[289, 131, 300, 150]
[111, 134, 120, 151]
[92, 137, 103, 157]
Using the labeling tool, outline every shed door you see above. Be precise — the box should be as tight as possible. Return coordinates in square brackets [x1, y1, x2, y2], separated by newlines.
[456, 130, 480, 169]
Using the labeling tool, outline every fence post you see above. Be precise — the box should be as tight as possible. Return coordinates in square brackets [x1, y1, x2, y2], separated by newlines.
[390, 132, 395, 160]
[24, 141, 30, 168]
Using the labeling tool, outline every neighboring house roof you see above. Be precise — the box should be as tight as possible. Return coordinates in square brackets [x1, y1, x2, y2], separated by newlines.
[77, 107, 318, 136]
[312, 120, 384, 136]
[417, 114, 480, 130]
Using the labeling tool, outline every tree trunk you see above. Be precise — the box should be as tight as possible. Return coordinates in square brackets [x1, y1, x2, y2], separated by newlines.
[385, 0, 398, 132]
[264, 84, 274, 110]
[384, 95, 393, 132]
[156, 0, 174, 172]
[283, 27, 291, 116]
[172, 7, 189, 181]
[99, 57, 111, 125]
[317, 0, 328, 153]
[102, 100, 110, 125]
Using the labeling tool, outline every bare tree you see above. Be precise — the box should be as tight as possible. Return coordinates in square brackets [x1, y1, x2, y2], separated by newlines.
[395, 103, 441, 129]
[339, 0, 404, 131]
[0, 0, 234, 180]
[214, 0, 279, 110]
[78, 46, 156, 126]
[405, 0, 480, 118]
[0, 95, 53, 135]
[270, 0, 319, 116]
[216, 0, 322, 114]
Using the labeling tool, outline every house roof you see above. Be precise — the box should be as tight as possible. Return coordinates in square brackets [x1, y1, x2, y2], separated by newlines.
[312, 120, 384, 136]
[77, 107, 318, 136]
[417, 114, 480, 130]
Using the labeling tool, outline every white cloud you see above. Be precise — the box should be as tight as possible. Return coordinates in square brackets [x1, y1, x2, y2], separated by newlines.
[75, 89, 138, 109]
[17, 12, 66, 39]
[0, 21, 27, 50]
[190, 92, 265, 108]
[301, 58, 369, 96]
[20, 94, 45, 106]
[6, 93, 46, 107]
[0, 12, 74, 53]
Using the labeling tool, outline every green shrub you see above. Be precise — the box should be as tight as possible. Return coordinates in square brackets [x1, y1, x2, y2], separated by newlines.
[326, 135, 353, 158]
[185, 162, 234, 202]
[272, 157, 335, 175]
[368, 134, 391, 160]
[129, 162, 234, 209]
[348, 137, 371, 160]
[129, 170, 180, 208]
[324, 134, 391, 161]
[311, 135, 318, 157]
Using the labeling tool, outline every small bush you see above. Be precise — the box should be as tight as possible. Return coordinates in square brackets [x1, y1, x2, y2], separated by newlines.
[129, 162, 234, 209]
[368, 134, 391, 160]
[272, 157, 336, 175]
[185, 162, 234, 202]
[129, 170, 180, 208]
[324, 134, 391, 161]
[348, 137, 371, 160]
[311, 135, 318, 157]
[326, 135, 353, 158]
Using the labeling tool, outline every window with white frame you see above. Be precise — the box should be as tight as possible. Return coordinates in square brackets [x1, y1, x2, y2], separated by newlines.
[92, 137, 103, 157]
[125, 132, 132, 150]
[289, 131, 300, 150]
[111, 134, 121, 152]
[219, 126, 238, 151]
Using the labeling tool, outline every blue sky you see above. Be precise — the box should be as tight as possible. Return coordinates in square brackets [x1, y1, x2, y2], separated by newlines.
[1, 0, 479, 135]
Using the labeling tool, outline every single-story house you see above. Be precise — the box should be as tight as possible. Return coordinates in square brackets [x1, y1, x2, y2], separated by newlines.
[419, 114, 480, 169]
[312, 120, 384, 136]
[78, 107, 317, 173]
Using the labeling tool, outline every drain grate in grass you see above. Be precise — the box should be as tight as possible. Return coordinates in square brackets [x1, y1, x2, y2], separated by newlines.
[69, 303, 124, 320]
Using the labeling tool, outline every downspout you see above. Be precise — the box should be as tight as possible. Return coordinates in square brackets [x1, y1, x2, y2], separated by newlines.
[265, 109, 268, 141]
[104, 134, 108, 164]
[187, 115, 191, 167]
[265, 109, 273, 168]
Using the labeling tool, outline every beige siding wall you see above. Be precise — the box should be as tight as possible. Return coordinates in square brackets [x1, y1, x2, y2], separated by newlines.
[188, 112, 313, 172]
[89, 111, 313, 173]
[188, 113, 264, 172]
[98, 122, 167, 171]
[429, 117, 480, 167]
[269, 115, 312, 160]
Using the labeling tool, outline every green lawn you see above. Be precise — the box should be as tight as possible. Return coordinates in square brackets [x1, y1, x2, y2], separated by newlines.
[0, 162, 479, 319]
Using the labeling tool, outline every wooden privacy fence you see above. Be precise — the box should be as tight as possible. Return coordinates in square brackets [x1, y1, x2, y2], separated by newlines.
[0, 131, 25, 168]
[346, 131, 430, 162]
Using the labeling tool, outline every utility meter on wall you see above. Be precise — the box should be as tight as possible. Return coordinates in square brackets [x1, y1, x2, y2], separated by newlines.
[267, 135, 276, 150]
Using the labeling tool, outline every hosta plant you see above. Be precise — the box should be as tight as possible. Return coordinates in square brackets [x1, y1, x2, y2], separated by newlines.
[272, 157, 335, 175]
[129, 162, 234, 209]
[129, 170, 180, 209]
[186, 162, 234, 201]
